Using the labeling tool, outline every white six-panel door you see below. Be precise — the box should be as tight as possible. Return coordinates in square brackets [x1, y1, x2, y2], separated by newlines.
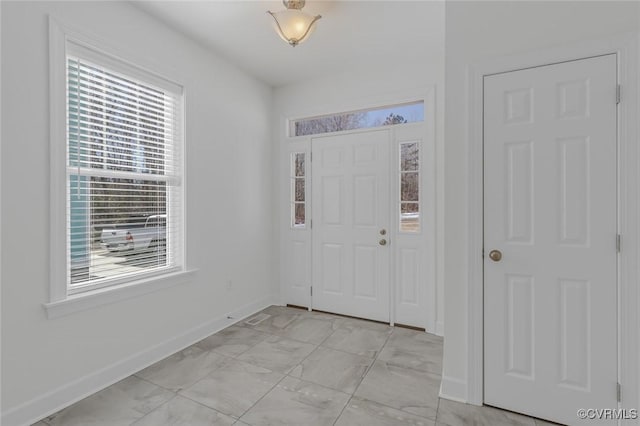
[484, 55, 618, 424]
[311, 130, 391, 322]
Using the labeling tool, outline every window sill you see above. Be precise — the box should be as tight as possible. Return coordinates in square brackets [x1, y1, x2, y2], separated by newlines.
[43, 269, 197, 319]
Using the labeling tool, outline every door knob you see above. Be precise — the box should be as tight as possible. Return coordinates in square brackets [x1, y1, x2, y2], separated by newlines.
[489, 250, 502, 262]
[379, 239, 387, 246]
[380, 229, 387, 236]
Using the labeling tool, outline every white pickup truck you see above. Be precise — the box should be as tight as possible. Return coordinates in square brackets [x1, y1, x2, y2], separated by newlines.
[100, 214, 166, 253]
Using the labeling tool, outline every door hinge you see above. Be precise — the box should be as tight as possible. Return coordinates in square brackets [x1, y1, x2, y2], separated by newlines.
[310, 286, 313, 296]
[617, 234, 622, 253]
[616, 84, 621, 105]
[310, 219, 313, 229]
[617, 382, 622, 402]
[310, 152, 313, 162]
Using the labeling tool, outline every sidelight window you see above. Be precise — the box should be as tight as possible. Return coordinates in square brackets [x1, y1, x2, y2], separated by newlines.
[291, 152, 306, 228]
[400, 142, 420, 232]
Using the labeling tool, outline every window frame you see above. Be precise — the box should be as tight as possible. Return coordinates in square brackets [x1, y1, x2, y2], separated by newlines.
[290, 152, 306, 229]
[47, 19, 189, 316]
[398, 140, 421, 234]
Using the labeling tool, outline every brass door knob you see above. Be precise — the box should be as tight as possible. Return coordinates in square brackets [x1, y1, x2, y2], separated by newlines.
[489, 250, 502, 262]
[379, 239, 387, 246]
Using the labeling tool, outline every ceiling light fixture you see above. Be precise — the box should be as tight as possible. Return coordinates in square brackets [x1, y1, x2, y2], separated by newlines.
[267, 0, 322, 47]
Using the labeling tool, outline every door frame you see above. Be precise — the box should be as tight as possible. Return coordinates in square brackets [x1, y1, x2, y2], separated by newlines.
[466, 33, 639, 415]
[279, 87, 439, 332]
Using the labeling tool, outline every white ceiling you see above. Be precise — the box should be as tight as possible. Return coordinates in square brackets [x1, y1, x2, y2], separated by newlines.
[133, 1, 445, 87]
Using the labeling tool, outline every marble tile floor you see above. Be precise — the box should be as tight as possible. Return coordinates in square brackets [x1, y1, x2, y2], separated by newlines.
[35, 306, 555, 426]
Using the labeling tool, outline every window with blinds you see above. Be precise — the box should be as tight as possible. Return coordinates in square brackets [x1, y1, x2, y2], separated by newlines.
[66, 45, 183, 294]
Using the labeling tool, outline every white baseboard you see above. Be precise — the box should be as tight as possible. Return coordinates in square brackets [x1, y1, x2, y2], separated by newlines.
[1, 293, 279, 426]
[439, 374, 473, 405]
[435, 320, 444, 337]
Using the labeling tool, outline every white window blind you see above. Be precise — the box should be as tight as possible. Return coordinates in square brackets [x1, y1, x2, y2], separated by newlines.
[66, 46, 183, 294]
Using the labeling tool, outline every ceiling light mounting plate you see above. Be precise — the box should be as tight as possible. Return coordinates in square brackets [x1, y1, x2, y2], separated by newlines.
[283, 0, 305, 10]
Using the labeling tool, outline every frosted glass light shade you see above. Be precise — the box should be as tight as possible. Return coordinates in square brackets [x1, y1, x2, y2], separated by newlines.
[268, 9, 321, 46]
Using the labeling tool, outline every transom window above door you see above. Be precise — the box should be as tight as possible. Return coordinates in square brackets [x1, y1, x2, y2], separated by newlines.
[291, 101, 424, 137]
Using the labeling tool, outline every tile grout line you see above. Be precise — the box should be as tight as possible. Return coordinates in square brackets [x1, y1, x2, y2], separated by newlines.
[371, 326, 445, 376]
[133, 374, 181, 394]
[331, 322, 396, 426]
[321, 312, 432, 425]
[336, 325, 442, 424]
[246, 308, 393, 348]
[132, 313, 285, 425]
[352, 326, 394, 388]
[169, 340, 290, 423]
[317, 343, 387, 361]
[163, 329, 290, 423]
[279, 310, 388, 393]
[221, 329, 273, 360]
[175, 390, 243, 422]
[318, 327, 394, 357]
[230, 309, 328, 423]
[233, 372, 288, 423]
[171, 328, 289, 422]
[135, 348, 236, 393]
[275, 308, 395, 395]
[434, 394, 442, 425]
[241, 313, 382, 374]
[167, 325, 280, 401]
[331, 394, 355, 426]
[236, 310, 355, 424]
[336, 324, 409, 425]
[127, 393, 179, 426]
[338, 394, 438, 424]
[42, 374, 181, 425]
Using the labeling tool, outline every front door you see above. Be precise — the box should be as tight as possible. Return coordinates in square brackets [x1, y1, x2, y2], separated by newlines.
[484, 55, 618, 424]
[311, 130, 390, 322]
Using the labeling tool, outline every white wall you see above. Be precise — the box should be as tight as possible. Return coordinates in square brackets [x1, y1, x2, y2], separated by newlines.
[1, 2, 276, 424]
[443, 0, 639, 403]
[273, 52, 445, 333]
